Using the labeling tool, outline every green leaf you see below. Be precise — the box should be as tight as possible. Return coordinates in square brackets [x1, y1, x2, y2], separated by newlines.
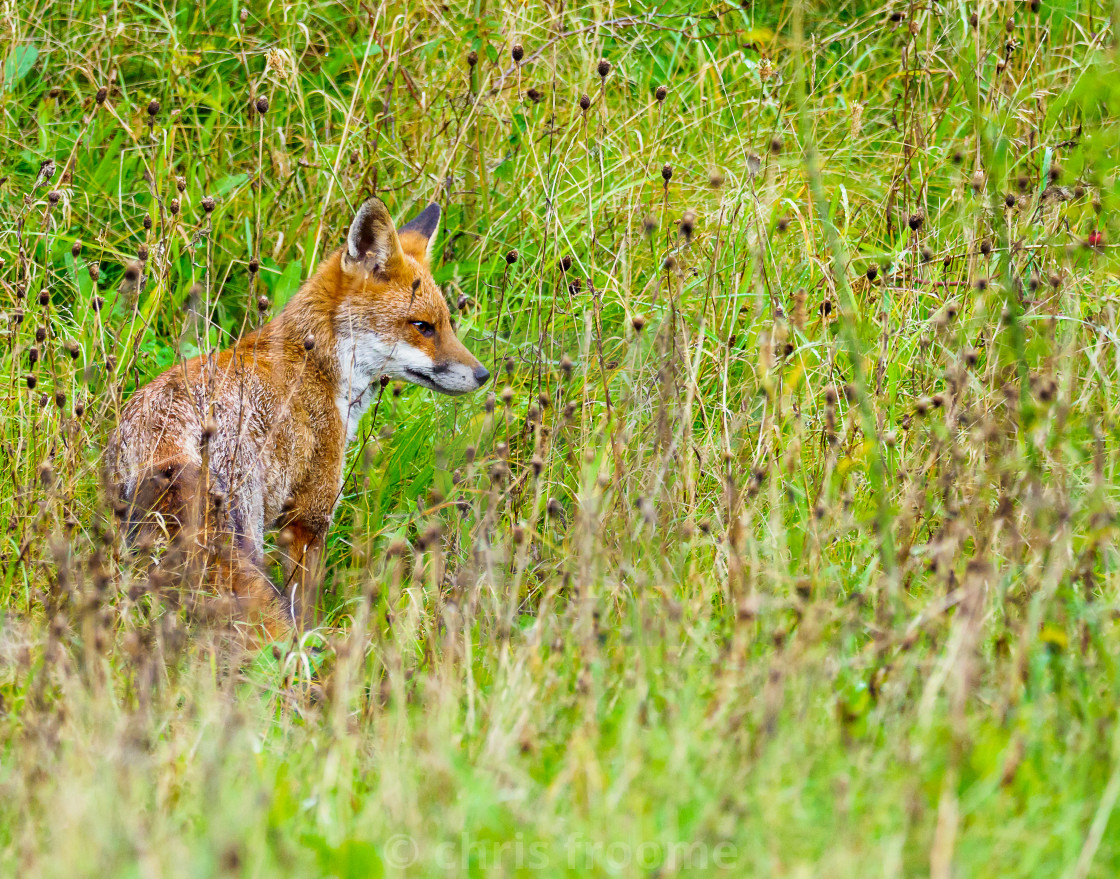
[3, 45, 38, 89]
[273, 260, 305, 310]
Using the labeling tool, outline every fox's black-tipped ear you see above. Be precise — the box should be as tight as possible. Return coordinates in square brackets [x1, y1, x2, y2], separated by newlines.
[346, 197, 403, 272]
[397, 203, 441, 264]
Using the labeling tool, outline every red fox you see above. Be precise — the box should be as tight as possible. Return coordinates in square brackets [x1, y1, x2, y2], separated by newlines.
[107, 198, 489, 639]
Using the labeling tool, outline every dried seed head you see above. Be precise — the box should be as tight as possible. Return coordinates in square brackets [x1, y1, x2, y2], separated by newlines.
[655, 84, 668, 102]
[1038, 377, 1056, 402]
[776, 216, 790, 233]
[35, 326, 46, 343]
[560, 354, 573, 377]
[597, 58, 611, 78]
[26, 374, 37, 390]
[248, 257, 259, 274]
[824, 385, 838, 405]
[169, 198, 180, 215]
[143, 215, 152, 230]
[661, 163, 673, 182]
[679, 210, 696, 240]
[28, 346, 39, 365]
[201, 196, 216, 213]
[920, 246, 933, 262]
[257, 295, 269, 312]
[1004, 192, 1016, 208]
[303, 333, 315, 351]
[89, 267, 101, 285]
[631, 314, 646, 332]
[505, 249, 518, 265]
[1048, 272, 1061, 289]
[123, 262, 141, 284]
[467, 50, 478, 67]
[512, 43, 524, 63]
[558, 255, 573, 273]
[975, 277, 988, 291]
[642, 213, 658, 236]
[38, 290, 49, 307]
[47, 190, 60, 205]
[979, 239, 992, 255]
[137, 244, 149, 261]
[908, 212, 924, 231]
[526, 87, 542, 103]
[1048, 163, 1062, 183]
[500, 386, 514, 406]
[71, 240, 81, 258]
[74, 401, 84, 417]
[176, 176, 186, 192]
[769, 135, 783, 154]
[255, 95, 269, 114]
[579, 93, 591, 111]
[95, 85, 108, 104]
[865, 263, 879, 282]
[201, 418, 218, 441]
[708, 167, 724, 189]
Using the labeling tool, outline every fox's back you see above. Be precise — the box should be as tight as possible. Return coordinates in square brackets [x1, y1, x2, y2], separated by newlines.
[108, 345, 319, 522]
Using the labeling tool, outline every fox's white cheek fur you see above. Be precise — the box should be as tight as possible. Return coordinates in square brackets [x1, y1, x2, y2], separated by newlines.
[334, 331, 436, 441]
[335, 327, 486, 441]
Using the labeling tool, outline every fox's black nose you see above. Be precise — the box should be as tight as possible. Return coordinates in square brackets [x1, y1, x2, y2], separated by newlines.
[473, 365, 491, 386]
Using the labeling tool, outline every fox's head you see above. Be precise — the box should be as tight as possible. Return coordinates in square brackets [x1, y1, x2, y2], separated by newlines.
[331, 197, 489, 400]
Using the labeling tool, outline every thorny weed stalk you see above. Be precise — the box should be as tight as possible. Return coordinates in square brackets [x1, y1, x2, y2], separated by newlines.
[2, 0, 1120, 875]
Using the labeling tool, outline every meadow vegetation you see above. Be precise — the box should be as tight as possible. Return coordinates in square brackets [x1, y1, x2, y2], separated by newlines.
[3, 0, 1120, 874]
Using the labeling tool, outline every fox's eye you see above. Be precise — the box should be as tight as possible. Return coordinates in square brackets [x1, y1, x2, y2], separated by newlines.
[410, 320, 435, 338]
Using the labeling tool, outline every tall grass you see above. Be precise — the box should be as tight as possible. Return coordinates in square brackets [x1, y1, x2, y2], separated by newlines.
[3, 0, 1120, 874]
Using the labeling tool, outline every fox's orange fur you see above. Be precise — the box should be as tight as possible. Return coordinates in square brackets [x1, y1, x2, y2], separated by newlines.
[107, 198, 489, 639]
